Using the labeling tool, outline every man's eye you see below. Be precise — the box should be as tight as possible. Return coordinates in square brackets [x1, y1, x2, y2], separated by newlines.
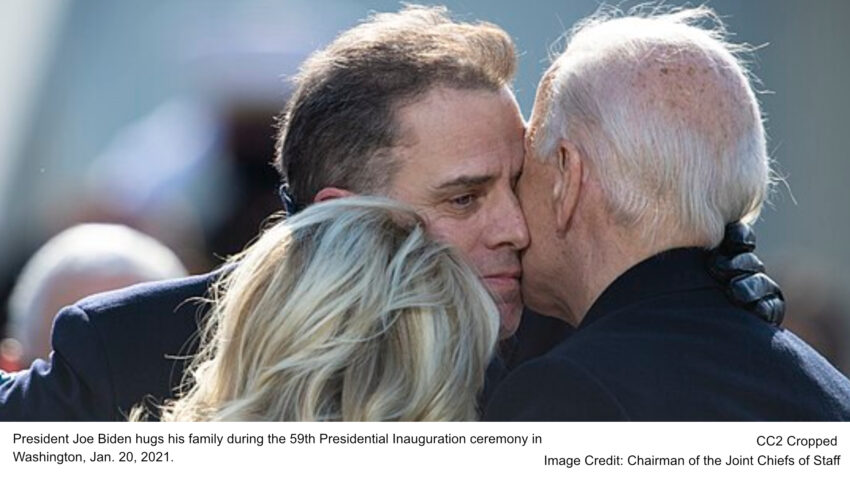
[449, 194, 476, 208]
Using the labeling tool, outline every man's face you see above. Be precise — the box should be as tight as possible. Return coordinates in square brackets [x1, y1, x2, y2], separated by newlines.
[387, 87, 528, 338]
[516, 79, 564, 317]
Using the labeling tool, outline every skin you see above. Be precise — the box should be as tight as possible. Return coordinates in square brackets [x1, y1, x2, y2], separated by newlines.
[516, 121, 566, 318]
[316, 86, 529, 338]
[517, 75, 586, 324]
[390, 87, 529, 338]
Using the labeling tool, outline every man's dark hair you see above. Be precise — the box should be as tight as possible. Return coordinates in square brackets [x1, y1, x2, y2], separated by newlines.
[274, 5, 516, 210]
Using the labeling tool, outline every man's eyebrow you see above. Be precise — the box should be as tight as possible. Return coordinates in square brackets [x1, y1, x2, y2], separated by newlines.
[433, 174, 496, 191]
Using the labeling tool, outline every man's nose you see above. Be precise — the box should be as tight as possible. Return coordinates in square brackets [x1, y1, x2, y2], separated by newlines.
[488, 191, 530, 251]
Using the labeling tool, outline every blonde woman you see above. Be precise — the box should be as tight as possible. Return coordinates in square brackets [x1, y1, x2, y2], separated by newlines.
[151, 197, 499, 421]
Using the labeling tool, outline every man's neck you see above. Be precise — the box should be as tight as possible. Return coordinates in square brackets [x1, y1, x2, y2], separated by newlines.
[561, 225, 700, 327]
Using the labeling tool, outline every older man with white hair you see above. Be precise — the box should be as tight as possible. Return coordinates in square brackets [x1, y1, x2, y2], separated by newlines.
[485, 7, 850, 420]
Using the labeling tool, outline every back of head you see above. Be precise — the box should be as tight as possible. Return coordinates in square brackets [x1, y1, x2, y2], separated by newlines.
[534, 6, 771, 247]
[7, 224, 187, 364]
[275, 4, 516, 209]
[162, 197, 499, 421]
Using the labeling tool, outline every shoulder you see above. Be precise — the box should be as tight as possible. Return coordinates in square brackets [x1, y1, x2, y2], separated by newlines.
[769, 329, 850, 415]
[73, 271, 222, 412]
[0, 270, 222, 421]
[56, 270, 221, 360]
[1, 312, 113, 420]
[74, 269, 220, 318]
[483, 353, 629, 421]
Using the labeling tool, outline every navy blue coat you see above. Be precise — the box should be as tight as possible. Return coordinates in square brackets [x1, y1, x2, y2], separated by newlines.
[0, 272, 216, 420]
[483, 248, 850, 421]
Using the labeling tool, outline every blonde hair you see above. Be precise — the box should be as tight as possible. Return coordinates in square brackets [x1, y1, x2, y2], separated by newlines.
[153, 197, 499, 421]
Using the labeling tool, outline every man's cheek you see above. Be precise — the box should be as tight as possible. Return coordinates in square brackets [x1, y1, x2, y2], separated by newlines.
[432, 221, 479, 259]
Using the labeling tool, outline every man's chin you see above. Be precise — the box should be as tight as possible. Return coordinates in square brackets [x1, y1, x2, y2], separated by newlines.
[497, 301, 523, 340]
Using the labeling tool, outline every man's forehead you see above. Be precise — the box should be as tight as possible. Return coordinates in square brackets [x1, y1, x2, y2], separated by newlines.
[396, 88, 521, 137]
[424, 141, 523, 186]
[396, 89, 525, 148]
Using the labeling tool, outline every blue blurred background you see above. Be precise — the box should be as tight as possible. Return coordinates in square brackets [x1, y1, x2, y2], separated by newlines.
[1, 0, 848, 373]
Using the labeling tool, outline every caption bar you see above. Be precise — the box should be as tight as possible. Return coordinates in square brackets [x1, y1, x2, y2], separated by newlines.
[2, 423, 847, 477]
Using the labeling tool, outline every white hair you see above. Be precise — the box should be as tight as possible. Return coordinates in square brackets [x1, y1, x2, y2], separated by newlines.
[534, 5, 772, 246]
[7, 223, 187, 359]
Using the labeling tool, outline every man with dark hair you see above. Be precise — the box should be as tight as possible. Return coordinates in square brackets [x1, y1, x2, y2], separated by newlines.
[276, 7, 527, 336]
[0, 5, 780, 420]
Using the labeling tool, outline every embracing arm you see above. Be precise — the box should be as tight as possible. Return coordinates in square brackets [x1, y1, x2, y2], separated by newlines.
[0, 305, 115, 421]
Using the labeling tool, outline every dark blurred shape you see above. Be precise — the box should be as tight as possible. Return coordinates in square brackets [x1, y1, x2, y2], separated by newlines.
[206, 105, 284, 259]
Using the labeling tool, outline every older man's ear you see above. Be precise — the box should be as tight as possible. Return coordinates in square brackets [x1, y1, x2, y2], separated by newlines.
[554, 139, 584, 236]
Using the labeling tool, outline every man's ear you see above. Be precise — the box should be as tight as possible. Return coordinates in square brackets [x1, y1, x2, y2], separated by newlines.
[554, 139, 583, 235]
[314, 187, 356, 204]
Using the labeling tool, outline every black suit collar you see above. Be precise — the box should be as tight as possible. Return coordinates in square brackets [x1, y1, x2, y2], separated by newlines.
[579, 247, 718, 330]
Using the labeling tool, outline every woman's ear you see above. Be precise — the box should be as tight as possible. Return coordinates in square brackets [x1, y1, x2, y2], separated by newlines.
[554, 139, 583, 235]
[314, 187, 356, 204]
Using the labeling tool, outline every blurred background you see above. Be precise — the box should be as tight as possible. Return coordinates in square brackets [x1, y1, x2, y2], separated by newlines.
[0, 0, 848, 375]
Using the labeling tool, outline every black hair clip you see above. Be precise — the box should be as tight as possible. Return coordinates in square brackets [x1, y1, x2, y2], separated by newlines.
[278, 184, 298, 217]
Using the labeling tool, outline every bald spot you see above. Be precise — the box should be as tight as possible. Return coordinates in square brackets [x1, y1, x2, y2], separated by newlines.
[567, 19, 759, 152]
[632, 45, 753, 143]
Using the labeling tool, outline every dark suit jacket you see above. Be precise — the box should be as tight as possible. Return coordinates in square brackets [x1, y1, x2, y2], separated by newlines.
[484, 248, 850, 421]
[0, 271, 216, 420]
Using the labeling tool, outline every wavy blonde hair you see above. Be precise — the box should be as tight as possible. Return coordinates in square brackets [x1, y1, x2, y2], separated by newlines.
[154, 197, 499, 421]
